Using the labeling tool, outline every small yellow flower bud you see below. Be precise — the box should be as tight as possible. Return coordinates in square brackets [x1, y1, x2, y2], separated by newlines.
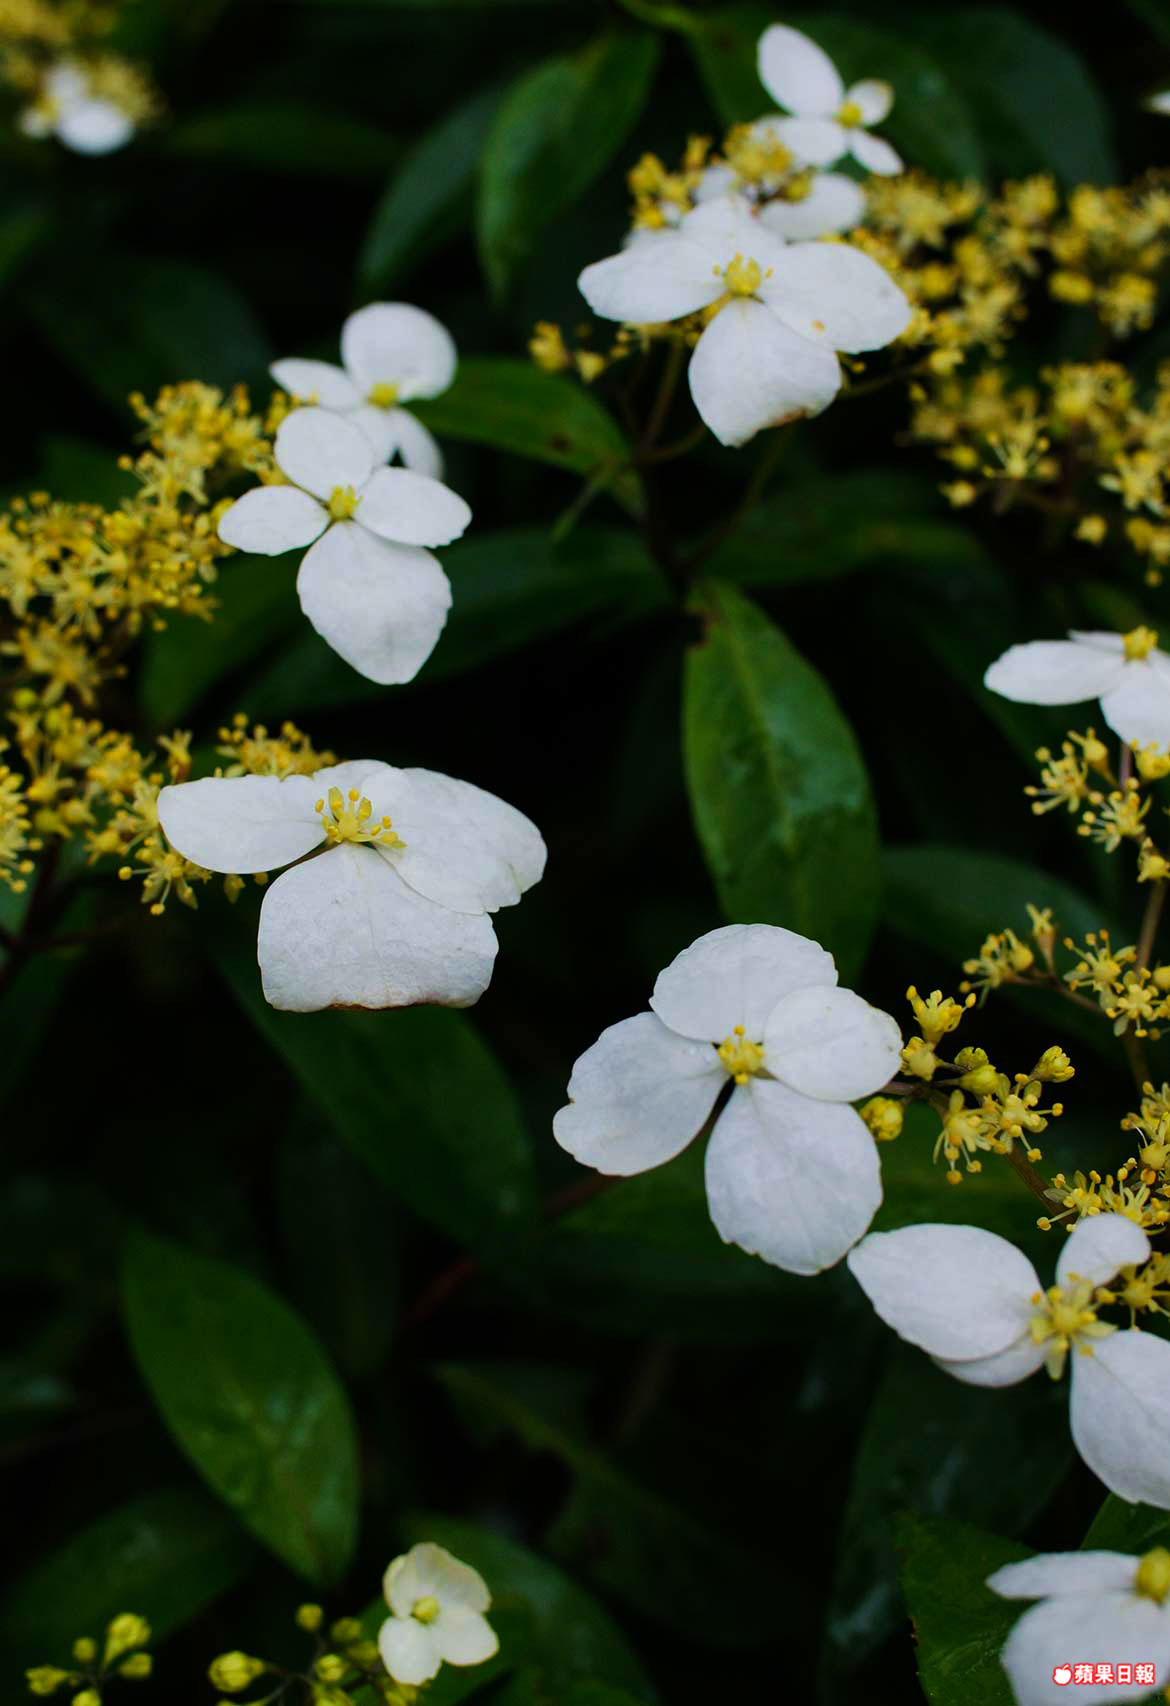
[860, 1097, 903, 1142]
[1137, 1547, 1170, 1603]
[1076, 514, 1107, 544]
[25, 1668, 69, 1696]
[296, 1605, 324, 1632]
[347, 1641, 379, 1667]
[330, 1618, 362, 1645]
[316, 1655, 347, 1683]
[1154, 965, 1170, 992]
[208, 1652, 266, 1693]
[1032, 1047, 1074, 1083]
[74, 1693, 101, 1706]
[117, 1655, 152, 1680]
[72, 1639, 97, 1665]
[104, 1614, 150, 1666]
[901, 1036, 939, 1080]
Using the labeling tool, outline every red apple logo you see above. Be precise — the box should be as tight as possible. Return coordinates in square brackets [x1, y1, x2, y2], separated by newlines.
[1052, 1665, 1072, 1687]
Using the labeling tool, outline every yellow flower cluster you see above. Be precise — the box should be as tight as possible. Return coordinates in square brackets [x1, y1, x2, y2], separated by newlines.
[206, 1602, 419, 1706]
[26, 1611, 151, 1700]
[893, 981, 1071, 1185]
[0, 0, 158, 126]
[0, 383, 293, 903]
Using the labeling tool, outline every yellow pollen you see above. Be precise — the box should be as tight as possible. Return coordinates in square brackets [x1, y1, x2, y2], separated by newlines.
[1136, 1548, 1170, 1603]
[328, 485, 359, 521]
[720, 253, 767, 297]
[717, 1023, 766, 1085]
[367, 382, 399, 409]
[412, 1596, 440, 1625]
[315, 786, 404, 848]
[1124, 624, 1159, 660]
[837, 100, 863, 127]
[1027, 1278, 1113, 1378]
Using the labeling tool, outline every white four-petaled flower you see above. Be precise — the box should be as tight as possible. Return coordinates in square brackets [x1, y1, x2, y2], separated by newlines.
[218, 407, 470, 684]
[578, 195, 910, 447]
[989, 1547, 1170, 1706]
[757, 24, 903, 176]
[553, 923, 902, 1274]
[848, 1214, 1170, 1509]
[271, 302, 455, 478]
[984, 627, 1170, 749]
[157, 759, 545, 1012]
[19, 62, 134, 155]
[378, 1543, 498, 1687]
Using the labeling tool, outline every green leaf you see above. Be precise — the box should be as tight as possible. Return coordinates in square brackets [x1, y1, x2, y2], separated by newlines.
[208, 921, 538, 1254]
[437, 1361, 788, 1645]
[691, 5, 985, 178]
[897, 1513, 1028, 1706]
[165, 102, 399, 175]
[396, 1515, 656, 1699]
[477, 30, 659, 296]
[0, 1486, 255, 1667]
[122, 1228, 359, 1585]
[683, 580, 880, 978]
[413, 359, 635, 491]
[825, 1345, 1071, 1683]
[138, 555, 300, 728]
[883, 843, 1124, 1062]
[359, 85, 503, 294]
[702, 470, 992, 589]
[1082, 1494, 1170, 1554]
[25, 254, 272, 412]
[905, 7, 1117, 185]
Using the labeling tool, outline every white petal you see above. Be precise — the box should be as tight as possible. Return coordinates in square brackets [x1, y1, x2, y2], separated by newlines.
[46, 63, 88, 104]
[341, 303, 456, 402]
[756, 24, 843, 117]
[1058, 1214, 1150, 1288]
[384, 409, 444, 479]
[378, 1618, 441, 1687]
[693, 163, 739, 203]
[385, 1544, 491, 1616]
[763, 986, 902, 1100]
[357, 467, 470, 548]
[310, 759, 403, 799]
[157, 774, 321, 874]
[1070, 1330, 1170, 1508]
[846, 1224, 1040, 1361]
[757, 173, 865, 240]
[760, 240, 911, 352]
[19, 106, 52, 138]
[769, 115, 847, 167]
[984, 639, 1128, 707]
[688, 297, 842, 447]
[269, 359, 360, 410]
[347, 403, 398, 463]
[935, 1331, 1048, 1388]
[297, 523, 450, 686]
[1149, 90, 1170, 116]
[257, 845, 498, 1012]
[990, 1552, 1141, 1601]
[849, 129, 903, 175]
[1100, 663, 1170, 748]
[553, 1012, 724, 1176]
[217, 485, 327, 556]
[274, 407, 374, 501]
[578, 235, 723, 324]
[650, 922, 837, 1043]
[388, 767, 546, 914]
[1000, 1593, 1170, 1706]
[435, 1608, 498, 1667]
[846, 79, 893, 124]
[679, 195, 790, 270]
[705, 1079, 881, 1274]
[1068, 629, 1126, 654]
[57, 98, 133, 154]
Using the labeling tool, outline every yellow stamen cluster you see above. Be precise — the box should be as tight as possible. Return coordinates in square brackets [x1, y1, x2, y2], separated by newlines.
[716, 1023, 765, 1085]
[1027, 1277, 1114, 1378]
[316, 787, 404, 849]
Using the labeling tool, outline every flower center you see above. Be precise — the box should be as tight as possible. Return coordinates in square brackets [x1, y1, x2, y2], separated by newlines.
[1124, 624, 1158, 661]
[1136, 1548, 1170, 1603]
[719, 253, 767, 297]
[717, 1024, 765, 1085]
[411, 1596, 440, 1625]
[315, 786, 404, 848]
[836, 99, 863, 127]
[367, 382, 399, 409]
[1027, 1278, 1114, 1378]
[328, 485, 359, 522]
